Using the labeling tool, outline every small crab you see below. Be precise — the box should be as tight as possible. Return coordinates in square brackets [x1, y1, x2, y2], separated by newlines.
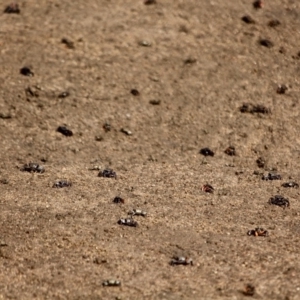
[201, 184, 214, 193]
[53, 180, 72, 188]
[200, 147, 214, 157]
[21, 162, 45, 173]
[117, 218, 138, 227]
[170, 256, 193, 266]
[128, 209, 147, 217]
[240, 103, 270, 114]
[102, 279, 121, 287]
[269, 195, 290, 208]
[98, 169, 117, 179]
[262, 173, 282, 181]
[282, 182, 299, 188]
[247, 227, 269, 237]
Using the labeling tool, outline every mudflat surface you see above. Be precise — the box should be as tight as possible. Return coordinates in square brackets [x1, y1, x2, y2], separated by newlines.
[1, 1, 300, 299]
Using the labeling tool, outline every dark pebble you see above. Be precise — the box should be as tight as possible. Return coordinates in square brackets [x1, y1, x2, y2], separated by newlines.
[241, 15, 255, 24]
[57, 126, 73, 137]
[20, 67, 34, 77]
[259, 39, 274, 48]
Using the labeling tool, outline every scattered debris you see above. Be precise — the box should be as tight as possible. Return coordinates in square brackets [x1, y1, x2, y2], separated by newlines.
[53, 180, 72, 188]
[224, 146, 236, 156]
[170, 256, 193, 266]
[120, 128, 132, 136]
[277, 85, 288, 94]
[128, 209, 147, 217]
[61, 38, 75, 49]
[201, 184, 214, 193]
[21, 162, 45, 173]
[102, 280, 121, 287]
[259, 39, 274, 48]
[130, 89, 140, 96]
[262, 173, 282, 181]
[240, 103, 270, 114]
[200, 148, 214, 157]
[282, 182, 299, 188]
[242, 284, 255, 296]
[4, 2, 20, 14]
[113, 196, 125, 204]
[247, 227, 269, 237]
[20, 67, 34, 77]
[98, 169, 117, 179]
[269, 195, 290, 208]
[57, 125, 73, 137]
[241, 15, 256, 24]
[118, 218, 138, 227]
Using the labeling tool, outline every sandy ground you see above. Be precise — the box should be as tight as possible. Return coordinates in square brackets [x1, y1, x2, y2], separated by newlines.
[1, 0, 300, 299]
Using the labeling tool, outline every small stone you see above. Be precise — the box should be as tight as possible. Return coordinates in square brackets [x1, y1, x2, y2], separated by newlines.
[253, 0, 263, 9]
[61, 38, 75, 49]
[144, 0, 156, 5]
[130, 89, 140, 96]
[277, 85, 288, 94]
[120, 128, 132, 136]
[259, 39, 274, 48]
[95, 135, 103, 141]
[139, 40, 151, 47]
[241, 15, 256, 24]
[149, 99, 161, 105]
[58, 91, 70, 98]
[20, 67, 34, 77]
[57, 126, 73, 137]
[268, 19, 281, 27]
[4, 3, 20, 14]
